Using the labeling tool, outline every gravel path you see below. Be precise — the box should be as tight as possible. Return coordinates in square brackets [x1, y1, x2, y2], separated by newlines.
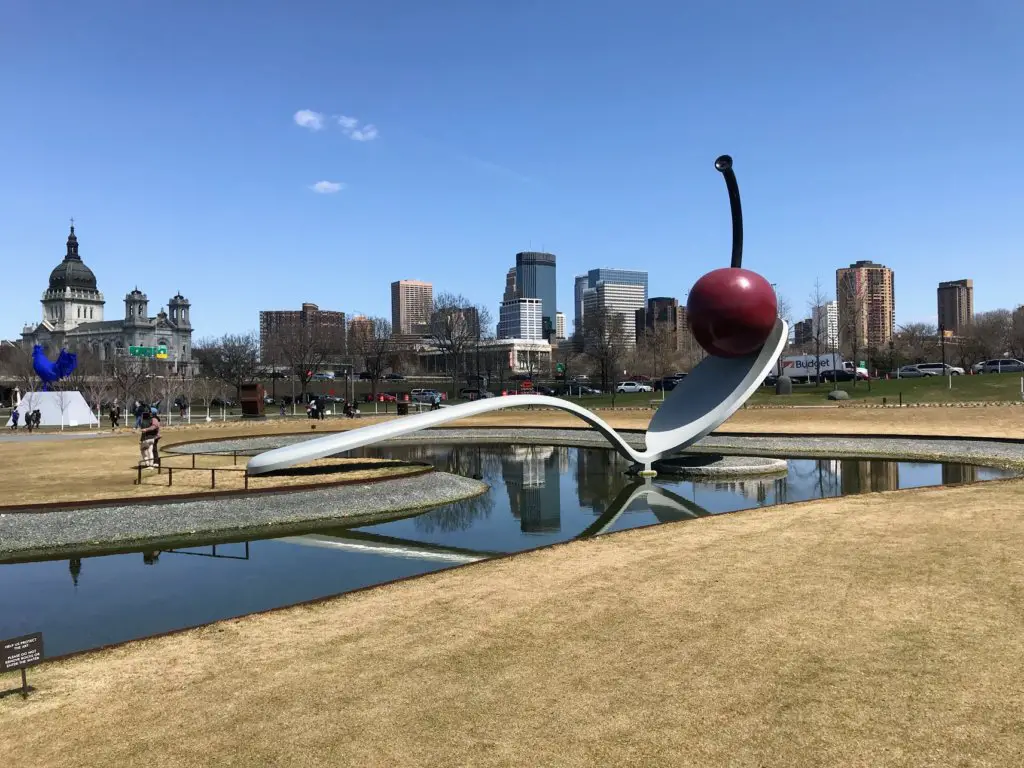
[174, 427, 1024, 470]
[0, 472, 487, 562]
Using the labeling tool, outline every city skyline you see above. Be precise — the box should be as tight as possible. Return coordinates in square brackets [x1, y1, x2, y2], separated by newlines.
[5, 221, 1015, 348]
[3, 4, 1023, 338]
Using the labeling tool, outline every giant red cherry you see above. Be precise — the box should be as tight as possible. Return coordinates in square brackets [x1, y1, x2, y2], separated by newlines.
[686, 267, 777, 358]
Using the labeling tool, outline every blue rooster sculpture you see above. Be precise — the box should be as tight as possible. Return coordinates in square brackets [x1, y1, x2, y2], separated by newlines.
[32, 344, 78, 390]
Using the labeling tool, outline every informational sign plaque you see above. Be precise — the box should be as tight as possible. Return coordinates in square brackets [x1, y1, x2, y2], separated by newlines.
[2, 632, 43, 698]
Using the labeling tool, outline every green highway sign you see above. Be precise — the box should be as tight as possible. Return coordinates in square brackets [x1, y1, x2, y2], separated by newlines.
[129, 345, 169, 359]
[556, 363, 565, 373]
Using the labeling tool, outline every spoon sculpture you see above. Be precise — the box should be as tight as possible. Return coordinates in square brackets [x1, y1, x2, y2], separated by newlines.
[247, 156, 788, 477]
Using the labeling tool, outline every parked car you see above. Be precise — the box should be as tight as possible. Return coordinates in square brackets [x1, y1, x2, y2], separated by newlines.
[894, 365, 936, 378]
[411, 389, 442, 404]
[459, 388, 493, 400]
[534, 385, 556, 396]
[615, 381, 653, 394]
[973, 358, 1024, 374]
[916, 362, 964, 376]
[384, 372, 405, 380]
[653, 377, 678, 392]
[558, 384, 601, 396]
[820, 369, 855, 382]
[211, 397, 235, 407]
[365, 392, 398, 403]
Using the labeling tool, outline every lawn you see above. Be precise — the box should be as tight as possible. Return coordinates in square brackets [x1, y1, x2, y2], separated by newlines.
[552, 371, 1024, 409]
[7, 477, 1024, 767]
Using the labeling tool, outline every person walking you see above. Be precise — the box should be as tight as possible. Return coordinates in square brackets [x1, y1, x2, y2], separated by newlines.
[10, 406, 18, 430]
[109, 404, 120, 430]
[139, 410, 161, 468]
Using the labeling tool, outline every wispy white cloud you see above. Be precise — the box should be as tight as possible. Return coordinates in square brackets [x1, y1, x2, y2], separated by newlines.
[294, 109, 326, 131]
[337, 114, 378, 141]
[310, 180, 344, 194]
[348, 124, 379, 142]
[295, 109, 380, 141]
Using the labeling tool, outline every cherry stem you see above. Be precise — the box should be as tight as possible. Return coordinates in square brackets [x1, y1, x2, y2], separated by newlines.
[715, 155, 743, 269]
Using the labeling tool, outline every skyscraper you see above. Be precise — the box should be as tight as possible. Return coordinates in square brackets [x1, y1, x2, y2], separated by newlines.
[555, 312, 567, 340]
[937, 279, 974, 334]
[635, 296, 683, 350]
[836, 260, 895, 350]
[573, 274, 589, 340]
[808, 300, 839, 351]
[515, 252, 556, 340]
[498, 298, 543, 340]
[259, 302, 346, 363]
[586, 268, 648, 299]
[583, 281, 647, 348]
[503, 267, 517, 303]
[575, 269, 648, 346]
[390, 279, 433, 336]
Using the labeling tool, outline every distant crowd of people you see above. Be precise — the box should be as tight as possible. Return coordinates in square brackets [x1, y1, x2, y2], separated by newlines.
[301, 397, 361, 420]
[8, 406, 41, 432]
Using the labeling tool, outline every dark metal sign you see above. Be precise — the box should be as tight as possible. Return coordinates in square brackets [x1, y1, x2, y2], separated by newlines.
[2, 632, 43, 698]
[2, 632, 42, 671]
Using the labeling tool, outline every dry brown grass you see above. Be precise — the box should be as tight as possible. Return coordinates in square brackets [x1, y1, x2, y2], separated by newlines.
[0, 416, 408, 506]
[1, 407, 1021, 507]
[3, 478, 1024, 767]
[453, 403, 1024, 438]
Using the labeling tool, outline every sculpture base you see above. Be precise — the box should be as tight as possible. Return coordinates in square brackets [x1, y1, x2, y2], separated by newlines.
[6, 390, 98, 428]
[651, 454, 788, 478]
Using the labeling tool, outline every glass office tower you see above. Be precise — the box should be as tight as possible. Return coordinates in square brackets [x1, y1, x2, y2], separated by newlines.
[515, 251, 557, 339]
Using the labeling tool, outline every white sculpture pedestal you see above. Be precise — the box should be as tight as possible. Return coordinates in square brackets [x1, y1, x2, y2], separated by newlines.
[6, 391, 99, 429]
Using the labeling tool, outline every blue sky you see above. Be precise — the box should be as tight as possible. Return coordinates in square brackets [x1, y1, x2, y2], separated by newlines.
[2, 1, 1023, 337]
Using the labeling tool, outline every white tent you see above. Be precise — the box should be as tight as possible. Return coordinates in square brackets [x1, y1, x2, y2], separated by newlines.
[7, 390, 99, 429]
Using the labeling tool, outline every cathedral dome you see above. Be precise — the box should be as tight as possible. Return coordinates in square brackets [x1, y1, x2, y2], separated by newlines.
[48, 223, 98, 292]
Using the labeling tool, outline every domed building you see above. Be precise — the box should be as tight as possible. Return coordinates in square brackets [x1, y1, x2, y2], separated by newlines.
[21, 223, 194, 372]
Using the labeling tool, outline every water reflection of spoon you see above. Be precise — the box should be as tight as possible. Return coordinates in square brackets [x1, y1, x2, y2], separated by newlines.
[577, 481, 713, 539]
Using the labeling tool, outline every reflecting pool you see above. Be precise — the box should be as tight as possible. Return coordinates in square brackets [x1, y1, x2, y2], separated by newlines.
[0, 444, 1012, 657]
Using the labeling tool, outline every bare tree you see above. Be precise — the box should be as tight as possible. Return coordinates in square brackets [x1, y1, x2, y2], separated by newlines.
[108, 352, 151, 424]
[264, 318, 342, 402]
[583, 305, 627, 405]
[482, 345, 510, 392]
[193, 332, 259, 401]
[553, 343, 585, 386]
[349, 317, 394, 401]
[965, 310, 1012, 363]
[1011, 307, 1024, 360]
[177, 372, 197, 423]
[837, 271, 868, 387]
[428, 293, 493, 395]
[807, 279, 832, 385]
[59, 348, 106, 425]
[893, 322, 938, 363]
[192, 376, 220, 420]
[3, 343, 38, 397]
[635, 324, 680, 384]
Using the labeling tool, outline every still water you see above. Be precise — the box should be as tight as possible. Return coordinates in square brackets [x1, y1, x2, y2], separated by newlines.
[0, 444, 1012, 657]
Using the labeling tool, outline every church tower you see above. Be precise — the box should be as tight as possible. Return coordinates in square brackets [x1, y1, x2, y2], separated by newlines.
[41, 221, 105, 331]
[168, 292, 191, 329]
